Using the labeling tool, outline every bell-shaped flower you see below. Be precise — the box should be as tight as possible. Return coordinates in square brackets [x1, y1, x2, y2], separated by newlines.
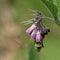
[31, 29, 36, 39]
[26, 24, 36, 34]
[43, 27, 50, 35]
[44, 29, 48, 35]
[46, 27, 50, 32]
[36, 31, 43, 42]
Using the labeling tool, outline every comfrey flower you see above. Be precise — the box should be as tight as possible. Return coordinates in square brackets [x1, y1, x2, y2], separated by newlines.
[36, 31, 43, 42]
[26, 24, 36, 34]
[22, 10, 53, 52]
[31, 29, 36, 39]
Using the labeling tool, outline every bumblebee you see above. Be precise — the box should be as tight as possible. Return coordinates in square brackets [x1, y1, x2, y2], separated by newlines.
[34, 41, 44, 52]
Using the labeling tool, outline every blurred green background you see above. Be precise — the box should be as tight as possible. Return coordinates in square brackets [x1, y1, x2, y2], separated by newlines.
[0, 0, 60, 60]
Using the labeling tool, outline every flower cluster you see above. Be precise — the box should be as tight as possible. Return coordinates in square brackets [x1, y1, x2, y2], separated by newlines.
[24, 10, 51, 52]
[26, 23, 50, 41]
[26, 23, 50, 51]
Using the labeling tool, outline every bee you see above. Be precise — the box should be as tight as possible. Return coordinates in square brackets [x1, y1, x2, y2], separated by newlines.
[34, 41, 44, 52]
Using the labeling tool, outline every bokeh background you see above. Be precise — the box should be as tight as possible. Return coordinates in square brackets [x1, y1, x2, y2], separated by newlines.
[0, 0, 60, 60]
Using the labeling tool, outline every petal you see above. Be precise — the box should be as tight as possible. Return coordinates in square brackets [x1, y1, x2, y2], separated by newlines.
[36, 31, 43, 42]
[26, 27, 33, 34]
[31, 24, 36, 29]
[26, 24, 36, 34]
[41, 28, 48, 35]
[40, 30, 44, 35]
[43, 27, 50, 35]
[44, 29, 48, 34]
[31, 30, 36, 39]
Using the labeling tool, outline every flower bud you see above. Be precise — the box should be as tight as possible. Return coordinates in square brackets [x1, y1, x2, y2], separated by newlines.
[46, 27, 50, 32]
[44, 27, 50, 35]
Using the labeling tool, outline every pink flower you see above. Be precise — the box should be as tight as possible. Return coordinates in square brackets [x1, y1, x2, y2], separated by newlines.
[36, 31, 43, 42]
[26, 24, 36, 34]
[31, 29, 36, 39]
[43, 27, 50, 35]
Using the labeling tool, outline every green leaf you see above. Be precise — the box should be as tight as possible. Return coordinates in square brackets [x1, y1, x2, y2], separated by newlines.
[29, 41, 40, 60]
[41, 0, 60, 26]
[56, 0, 60, 17]
[49, 0, 53, 3]
[49, 0, 60, 17]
